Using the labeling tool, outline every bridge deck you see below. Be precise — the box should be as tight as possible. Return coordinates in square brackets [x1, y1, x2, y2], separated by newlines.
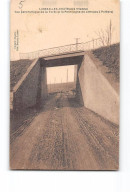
[42, 51, 85, 60]
[19, 38, 101, 60]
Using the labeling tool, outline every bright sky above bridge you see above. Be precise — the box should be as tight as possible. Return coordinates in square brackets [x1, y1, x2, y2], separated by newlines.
[11, 0, 120, 61]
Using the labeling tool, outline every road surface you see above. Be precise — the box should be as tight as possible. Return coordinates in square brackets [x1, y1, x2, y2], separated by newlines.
[10, 93, 119, 170]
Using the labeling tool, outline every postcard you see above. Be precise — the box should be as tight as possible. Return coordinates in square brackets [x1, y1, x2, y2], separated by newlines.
[10, 0, 120, 170]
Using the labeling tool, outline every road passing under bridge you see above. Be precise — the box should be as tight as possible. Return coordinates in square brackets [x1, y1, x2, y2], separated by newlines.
[10, 92, 119, 170]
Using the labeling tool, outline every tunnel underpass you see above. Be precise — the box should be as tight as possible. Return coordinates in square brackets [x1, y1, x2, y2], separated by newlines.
[36, 53, 84, 108]
[10, 51, 119, 170]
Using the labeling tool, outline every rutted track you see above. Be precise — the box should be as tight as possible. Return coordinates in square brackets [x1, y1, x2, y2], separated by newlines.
[68, 100, 119, 170]
[10, 93, 119, 170]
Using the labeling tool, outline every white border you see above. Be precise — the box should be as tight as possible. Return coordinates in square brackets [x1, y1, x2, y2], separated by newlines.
[0, 0, 130, 193]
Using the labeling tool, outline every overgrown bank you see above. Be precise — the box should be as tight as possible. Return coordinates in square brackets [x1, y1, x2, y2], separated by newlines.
[93, 43, 120, 82]
[10, 59, 33, 91]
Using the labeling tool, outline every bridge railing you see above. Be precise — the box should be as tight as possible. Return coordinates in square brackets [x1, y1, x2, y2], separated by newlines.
[19, 38, 102, 60]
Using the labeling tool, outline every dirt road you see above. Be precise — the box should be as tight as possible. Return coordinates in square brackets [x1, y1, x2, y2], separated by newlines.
[10, 93, 119, 170]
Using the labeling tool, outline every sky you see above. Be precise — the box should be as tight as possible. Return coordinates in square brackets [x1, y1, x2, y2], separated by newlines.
[11, 0, 120, 60]
[10, 0, 120, 84]
[47, 65, 75, 84]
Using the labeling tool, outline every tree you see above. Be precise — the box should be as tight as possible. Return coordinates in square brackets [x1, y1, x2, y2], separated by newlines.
[96, 20, 113, 47]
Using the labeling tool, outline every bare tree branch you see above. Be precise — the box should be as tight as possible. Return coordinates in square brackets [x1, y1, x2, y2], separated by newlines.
[95, 20, 113, 47]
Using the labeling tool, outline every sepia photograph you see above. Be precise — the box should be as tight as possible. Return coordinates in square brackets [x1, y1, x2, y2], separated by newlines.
[10, 0, 120, 170]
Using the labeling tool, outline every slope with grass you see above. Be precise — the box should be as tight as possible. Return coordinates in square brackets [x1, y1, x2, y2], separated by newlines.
[10, 59, 33, 91]
[90, 43, 120, 93]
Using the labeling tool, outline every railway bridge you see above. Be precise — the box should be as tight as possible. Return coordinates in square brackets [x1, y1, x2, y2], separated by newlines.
[12, 40, 119, 124]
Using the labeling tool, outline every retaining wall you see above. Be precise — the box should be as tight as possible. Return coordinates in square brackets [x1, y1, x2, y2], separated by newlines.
[78, 53, 119, 124]
[13, 59, 47, 111]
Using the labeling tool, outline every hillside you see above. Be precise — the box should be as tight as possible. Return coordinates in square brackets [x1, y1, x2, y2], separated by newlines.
[93, 43, 120, 82]
[88, 43, 120, 93]
[10, 59, 33, 91]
